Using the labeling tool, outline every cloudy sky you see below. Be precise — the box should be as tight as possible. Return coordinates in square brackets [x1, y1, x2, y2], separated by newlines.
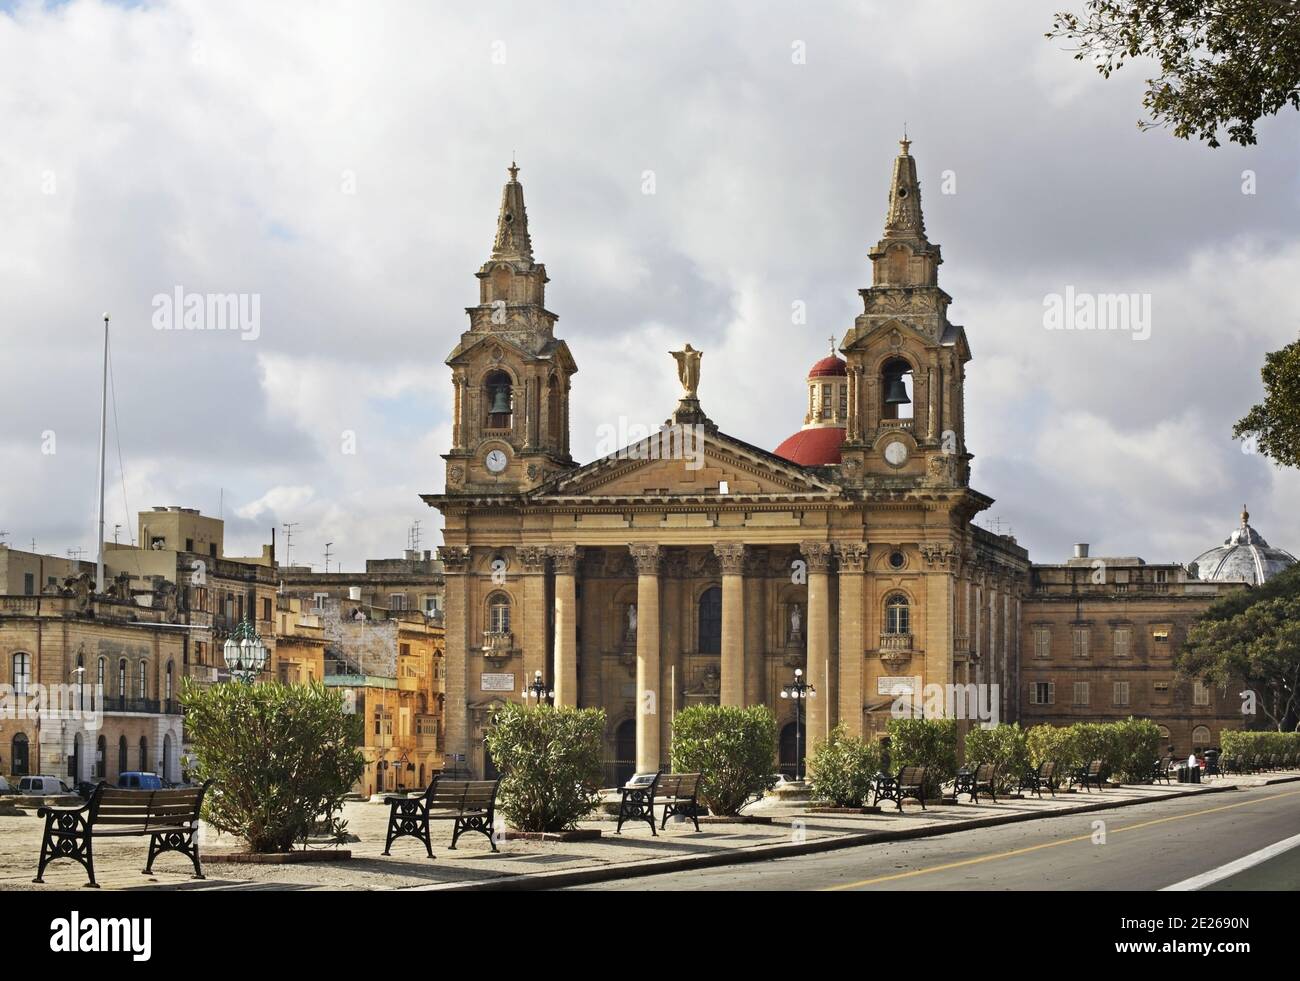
[2, 0, 1297, 572]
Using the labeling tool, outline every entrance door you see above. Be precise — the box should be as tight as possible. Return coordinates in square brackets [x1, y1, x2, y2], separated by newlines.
[779, 721, 806, 780]
[614, 718, 637, 787]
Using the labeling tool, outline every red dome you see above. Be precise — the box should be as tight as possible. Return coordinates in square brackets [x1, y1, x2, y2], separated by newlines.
[773, 427, 845, 466]
[808, 355, 847, 378]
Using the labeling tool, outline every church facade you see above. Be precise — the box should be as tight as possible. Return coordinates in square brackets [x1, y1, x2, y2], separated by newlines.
[424, 144, 1031, 780]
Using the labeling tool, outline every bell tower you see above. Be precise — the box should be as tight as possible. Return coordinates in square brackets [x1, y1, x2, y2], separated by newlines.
[839, 138, 972, 488]
[443, 163, 578, 492]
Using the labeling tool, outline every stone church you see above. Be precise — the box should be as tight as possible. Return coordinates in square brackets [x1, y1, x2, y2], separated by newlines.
[425, 142, 1033, 781]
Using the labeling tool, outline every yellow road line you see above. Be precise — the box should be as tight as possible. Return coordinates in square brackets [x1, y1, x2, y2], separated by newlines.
[823, 788, 1300, 891]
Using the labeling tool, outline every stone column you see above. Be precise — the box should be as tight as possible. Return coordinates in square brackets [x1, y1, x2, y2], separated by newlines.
[630, 544, 662, 771]
[661, 552, 684, 763]
[802, 542, 834, 756]
[437, 546, 472, 772]
[549, 545, 580, 708]
[714, 543, 747, 706]
[579, 550, 603, 709]
[519, 546, 549, 686]
[836, 543, 868, 737]
[744, 554, 765, 706]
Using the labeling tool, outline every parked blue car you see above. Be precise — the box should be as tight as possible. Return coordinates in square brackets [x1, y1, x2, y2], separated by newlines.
[117, 771, 163, 790]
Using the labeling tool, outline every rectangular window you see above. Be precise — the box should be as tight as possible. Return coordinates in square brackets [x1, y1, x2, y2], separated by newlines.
[1073, 681, 1090, 706]
[423, 595, 439, 615]
[1072, 628, 1090, 658]
[389, 593, 407, 611]
[262, 597, 271, 622]
[1194, 681, 1210, 706]
[1113, 628, 1131, 658]
[313, 592, 329, 611]
[400, 643, 411, 658]
[1152, 628, 1170, 643]
[1031, 681, 1055, 705]
[820, 383, 832, 419]
[185, 538, 194, 552]
[1113, 681, 1130, 706]
[23, 573, 34, 596]
[1034, 628, 1051, 659]
[1153, 680, 1170, 692]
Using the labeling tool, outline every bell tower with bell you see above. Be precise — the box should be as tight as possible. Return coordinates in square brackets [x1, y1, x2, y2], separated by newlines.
[443, 162, 578, 492]
[839, 137, 972, 488]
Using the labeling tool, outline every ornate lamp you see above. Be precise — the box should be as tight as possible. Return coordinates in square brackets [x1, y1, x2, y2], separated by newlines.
[223, 618, 268, 684]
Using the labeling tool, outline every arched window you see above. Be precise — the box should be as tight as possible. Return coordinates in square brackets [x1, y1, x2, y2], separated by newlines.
[138, 660, 148, 700]
[11, 733, 30, 776]
[484, 370, 513, 430]
[138, 737, 148, 772]
[885, 594, 911, 635]
[880, 356, 914, 421]
[698, 586, 722, 654]
[118, 736, 128, 775]
[96, 736, 107, 779]
[118, 658, 127, 700]
[165, 661, 174, 703]
[96, 657, 106, 711]
[546, 375, 561, 442]
[11, 652, 31, 697]
[488, 593, 511, 634]
[1192, 726, 1212, 749]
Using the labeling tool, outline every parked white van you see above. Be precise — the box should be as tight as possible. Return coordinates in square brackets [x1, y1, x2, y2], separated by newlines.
[17, 776, 71, 795]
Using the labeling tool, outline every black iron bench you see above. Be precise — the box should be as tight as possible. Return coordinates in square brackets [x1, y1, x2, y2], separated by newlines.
[1151, 756, 1176, 785]
[382, 775, 441, 857]
[1070, 759, 1105, 792]
[431, 779, 500, 851]
[966, 762, 998, 803]
[616, 771, 703, 834]
[873, 765, 930, 811]
[1018, 761, 1058, 799]
[34, 780, 211, 888]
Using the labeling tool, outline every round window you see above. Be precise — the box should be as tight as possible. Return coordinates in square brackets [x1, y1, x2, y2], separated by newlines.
[889, 550, 906, 569]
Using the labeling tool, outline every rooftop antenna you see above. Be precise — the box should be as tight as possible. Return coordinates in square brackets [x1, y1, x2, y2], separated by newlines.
[409, 520, 422, 553]
[282, 522, 299, 566]
[95, 313, 109, 593]
[113, 523, 122, 544]
[324, 542, 334, 574]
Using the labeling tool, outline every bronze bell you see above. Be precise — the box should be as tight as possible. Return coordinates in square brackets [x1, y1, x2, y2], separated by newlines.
[884, 374, 911, 406]
[489, 385, 511, 414]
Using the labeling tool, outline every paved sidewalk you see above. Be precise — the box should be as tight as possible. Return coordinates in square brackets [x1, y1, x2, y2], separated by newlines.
[2, 772, 1295, 891]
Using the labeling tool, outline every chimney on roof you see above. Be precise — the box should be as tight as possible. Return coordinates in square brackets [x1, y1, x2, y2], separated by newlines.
[1073, 543, 1090, 559]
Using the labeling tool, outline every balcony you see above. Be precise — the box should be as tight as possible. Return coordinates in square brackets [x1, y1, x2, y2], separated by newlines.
[481, 630, 516, 663]
[879, 632, 914, 669]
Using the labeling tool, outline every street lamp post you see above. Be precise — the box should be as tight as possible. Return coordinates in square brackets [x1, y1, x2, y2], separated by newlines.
[780, 667, 816, 782]
[222, 618, 269, 684]
[523, 670, 554, 706]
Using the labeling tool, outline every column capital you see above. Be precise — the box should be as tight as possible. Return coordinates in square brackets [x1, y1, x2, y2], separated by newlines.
[921, 542, 959, 571]
[547, 544, 582, 576]
[628, 543, 662, 576]
[800, 541, 834, 573]
[518, 545, 549, 574]
[437, 546, 471, 573]
[713, 543, 747, 575]
[835, 542, 869, 573]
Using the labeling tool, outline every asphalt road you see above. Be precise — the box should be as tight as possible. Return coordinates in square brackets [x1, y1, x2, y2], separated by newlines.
[570, 784, 1300, 891]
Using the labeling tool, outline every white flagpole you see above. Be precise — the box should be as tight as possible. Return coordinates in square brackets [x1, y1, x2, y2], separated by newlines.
[95, 313, 109, 593]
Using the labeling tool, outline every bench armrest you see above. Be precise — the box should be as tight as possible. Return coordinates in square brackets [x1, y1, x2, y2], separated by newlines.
[37, 799, 92, 820]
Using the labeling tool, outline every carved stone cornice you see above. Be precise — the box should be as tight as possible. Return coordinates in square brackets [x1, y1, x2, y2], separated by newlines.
[518, 545, 549, 574]
[836, 542, 869, 574]
[800, 541, 834, 574]
[438, 546, 471, 573]
[547, 544, 581, 576]
[629, 543, 662, 576]
[713, 543, 747, 576]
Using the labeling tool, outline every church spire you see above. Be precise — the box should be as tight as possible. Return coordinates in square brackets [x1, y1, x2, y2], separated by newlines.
[491, 160, 533, 262]
[882, 135, 926, 242]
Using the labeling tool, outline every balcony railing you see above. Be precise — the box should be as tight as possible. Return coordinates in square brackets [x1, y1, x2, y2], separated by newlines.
[880, 632, 914, 652]
[482, 630, 514, 655]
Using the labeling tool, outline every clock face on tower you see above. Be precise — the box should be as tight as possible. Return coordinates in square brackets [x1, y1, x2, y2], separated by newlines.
[484, 449, 509, 474]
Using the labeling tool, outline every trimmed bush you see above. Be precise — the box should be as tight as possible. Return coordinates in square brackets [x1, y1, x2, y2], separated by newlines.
[1026, 723, 1081, 772]
[180, 680, 365, 853]
[1110, 717, 1166, 782]
[964, 723, 1030, 792]
[1222, 729, 1300, 761]
[670, 705, 777, 815]
[808, 724, 881, 807]
[484, 703, 605, 833]
[887, 717, 957, 797]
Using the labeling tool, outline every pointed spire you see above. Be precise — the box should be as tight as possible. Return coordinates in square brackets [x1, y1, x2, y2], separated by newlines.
[882, 134, 926, 241]
[491, 160, 533, 261]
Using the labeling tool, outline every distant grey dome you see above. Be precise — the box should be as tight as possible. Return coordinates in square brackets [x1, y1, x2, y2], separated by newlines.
[1192, 507, 1296, 586]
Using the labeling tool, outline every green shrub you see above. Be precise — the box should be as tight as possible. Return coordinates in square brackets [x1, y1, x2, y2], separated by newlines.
[180, 680, 365, 853]
[1026, 724, 1079, 772]
[1222, 729, 1300, 760]
[670, 705, 777, 815]
[484, 703, 605, 833]
[1110, 717, 1166, 783]
[964, 723, 1030, 792]
[887, 717, 957, 797]
[808, 724, 881, 807]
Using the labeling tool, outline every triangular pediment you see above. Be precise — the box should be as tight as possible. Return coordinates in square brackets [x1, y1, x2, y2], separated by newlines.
[532, 428, 840, 501]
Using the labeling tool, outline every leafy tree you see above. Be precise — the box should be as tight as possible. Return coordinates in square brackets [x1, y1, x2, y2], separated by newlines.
[808, 723, 881, 807]
[670, 705, 777, 816]
[1233, 338, 1300, 468]
[965, 723, 1030, 792]
[1048, 1, 1300, 147]
[484, 703, 605, 833]
[180, 680, 365, 853]
[887, 717, 957, 797]
[1178, 563, 1300, 731]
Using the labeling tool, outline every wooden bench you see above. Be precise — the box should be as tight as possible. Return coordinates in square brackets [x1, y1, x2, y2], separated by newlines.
[382, 775, 441, 857]
[1070, 759, 1105, 792]
[616, 772, 704, 835]
[873, 765, 929, 811]
[34, 781, 211, 888]
[429, 779, 500, 852]
[1018, 761, 1059, 799]
[1151, 756, 1176, 785]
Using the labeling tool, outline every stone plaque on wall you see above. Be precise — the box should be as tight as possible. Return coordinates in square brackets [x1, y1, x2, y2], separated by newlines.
[878, 675, 919, 696]
[481, 673, 516, 692]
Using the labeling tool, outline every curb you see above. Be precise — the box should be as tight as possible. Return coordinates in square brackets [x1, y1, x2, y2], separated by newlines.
[409, 780, 1268, 892]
